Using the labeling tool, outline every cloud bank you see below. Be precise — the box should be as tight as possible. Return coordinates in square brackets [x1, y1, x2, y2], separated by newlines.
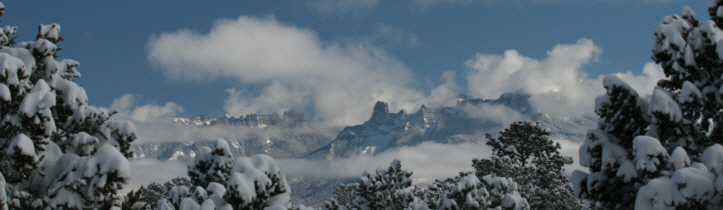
[276, 138, 584, 180]
[147, 16, 458, 126]
[465, 39, 665, 117]
[111, 94, 185, 123]
[147, 15, 666, 126]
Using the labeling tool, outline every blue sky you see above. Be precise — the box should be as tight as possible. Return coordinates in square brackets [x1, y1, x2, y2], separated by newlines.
[2, 1, 701, 124]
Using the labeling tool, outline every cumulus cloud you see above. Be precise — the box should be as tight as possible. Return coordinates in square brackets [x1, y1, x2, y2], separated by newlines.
[277, 138, 584, 180]
[465, 38, 666, 117]
[147, 15, 456, 126]
[277, 142, 489, 179]
[111, 94, 185, 122]
[459, 104, 526, 127]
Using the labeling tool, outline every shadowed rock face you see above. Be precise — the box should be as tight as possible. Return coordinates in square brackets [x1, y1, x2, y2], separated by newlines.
[306, 92, 596, 159]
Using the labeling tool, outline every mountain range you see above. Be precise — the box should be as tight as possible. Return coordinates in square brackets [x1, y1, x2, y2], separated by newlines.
[133, 91, 596, 162]
[129, 91, 597, 205]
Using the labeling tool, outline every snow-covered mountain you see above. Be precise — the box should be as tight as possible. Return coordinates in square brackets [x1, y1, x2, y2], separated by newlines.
[135, 92, 596, 162]
[130, 91, 598, 206]
[172, 110, 310, 128]
[306, 92, 596, 159]
[133, 110, 334, 162]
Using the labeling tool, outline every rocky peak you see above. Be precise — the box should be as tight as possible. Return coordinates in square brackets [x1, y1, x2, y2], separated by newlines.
[371, 101, 390, 119]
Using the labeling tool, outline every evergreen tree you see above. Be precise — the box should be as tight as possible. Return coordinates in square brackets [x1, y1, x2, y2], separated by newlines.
[485, 121, 572, 171]
[477, 121, 579, 210]
[158, 141, 292, 210]
[135, 177, 192, 210]
[573, 75, 651, 210]
[0, 3, 137, 210]
[575, 2, 723, 209]
[188, 138, 234, 188]
[325, 159, 425, 210]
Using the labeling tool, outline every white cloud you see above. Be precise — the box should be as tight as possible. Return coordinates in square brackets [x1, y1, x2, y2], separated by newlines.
[277, 138, 584, 180]
[147, 15, 455, 126]
[277, 142, 490, 179]
[110, 94, 185, 123]
[110, 94, 136, 112]
[459, 103, 526, 127]
[465, 38, 666, 117]
[224, 81, 312, 116]
[307, 0, 379, 17]
[608, 62, 666, 97]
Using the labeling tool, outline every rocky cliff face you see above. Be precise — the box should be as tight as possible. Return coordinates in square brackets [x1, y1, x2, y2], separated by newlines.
[306, 92, 596, 159]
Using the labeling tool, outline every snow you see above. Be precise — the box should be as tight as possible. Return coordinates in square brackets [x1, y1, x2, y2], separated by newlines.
[594, 95, 610, 116]
[225, 154, 290, 209]
[602, 75, 636, 95]
[701, 144, 723, 174]
[671, 164, 714, 201]
[19, 79, 56, 136]
[636, 177, 682, 210]
[682, 6, 698, 22]
[38, 23, 61, 41]
[0, 52, 27, 89]
[6, 133, 36, 159]
[83, 144, 131, 180]
[0, 172, 6, 210]
[602, 137, 628, 172]
[66, 132, 99, 156]
[109, 120, 137, 141]
[33, 39, 56, 57]
[157, 198, 175, 210]
[617, 160, 638, 182]
[654, 14, 692, 70]
[180, 197, 200, 210]
[0, 48, 35, 73]
[668, 146, 691, 171]
[55, 78, 87, 110]
[0, 84, 9, 102]
[649, 88, 682, 123]
[679, 81, 702, 104]
[580, 129, 612, 168]
[49, 188, 84, 210]
[633, 136, 668, 173]
[170, 186, 192, 207]
[636, 163, 716, 210]
[456, 175, 484, 207]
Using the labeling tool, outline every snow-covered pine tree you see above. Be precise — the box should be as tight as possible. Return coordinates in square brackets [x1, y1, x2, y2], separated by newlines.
[189, 138, 234, 188]
[415, 172, 529, 210]
[650, 3, 717, 157]
[485, 121, 572, 173]
[574, 2, 723, 209]
[573, 75, 651, 210]
[0, 3, 137, 210]
[324, 159, 425, 210]
[476, 121, 579, 210]
[160, 138, 293, 210]
[130, 177, 192, 210]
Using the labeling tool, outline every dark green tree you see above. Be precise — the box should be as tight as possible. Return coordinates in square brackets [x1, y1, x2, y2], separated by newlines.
[478, 121, 579, 210]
